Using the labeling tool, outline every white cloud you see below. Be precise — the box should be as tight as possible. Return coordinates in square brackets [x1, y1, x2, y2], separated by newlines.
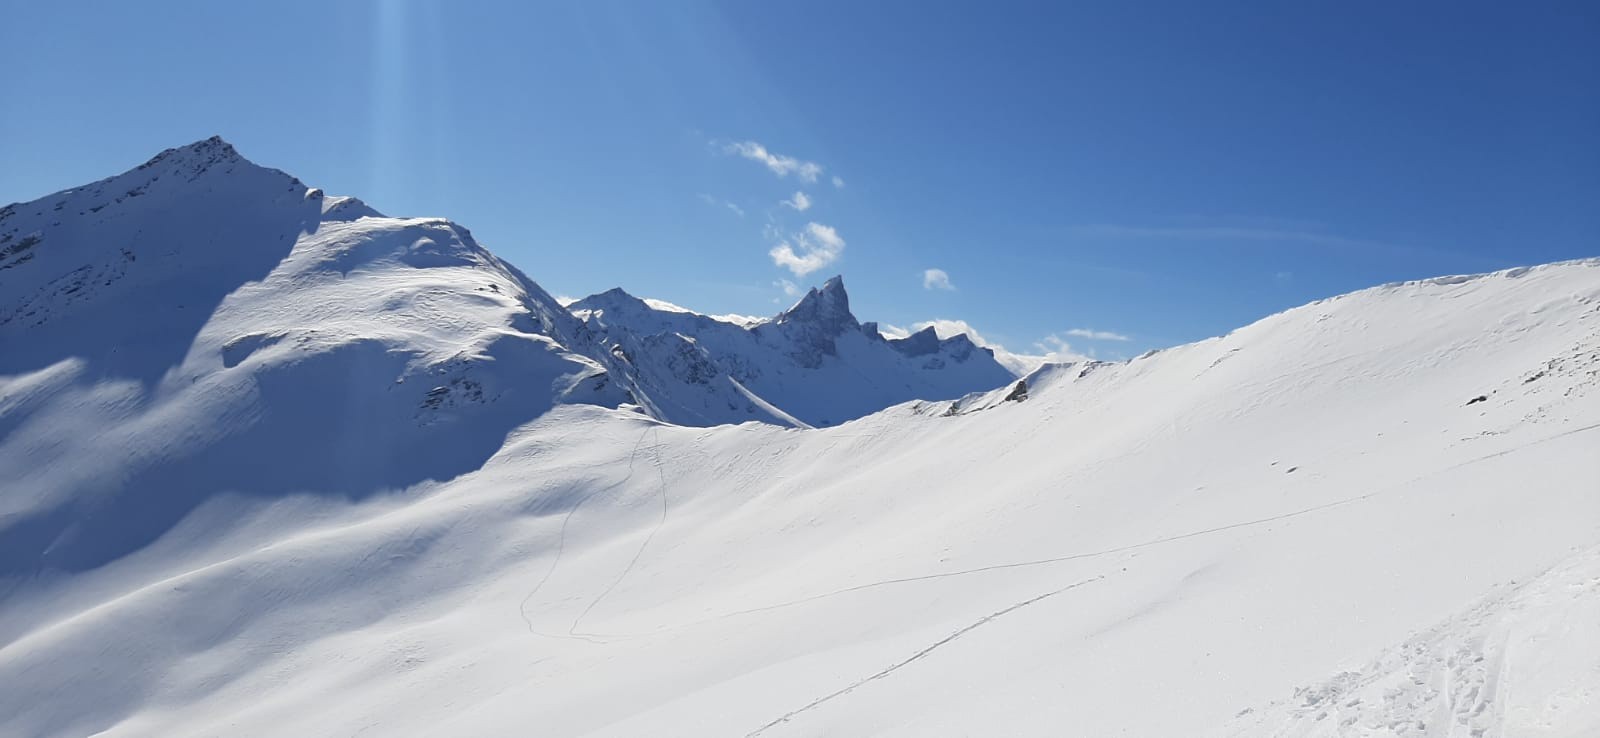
[721, 140, 823, 183]
[1063, 327, 1129, 342]
[1032, 334, 1094, 364]
[807, 223, 845, 250]
[990, 352, 1047, 377]
[709, 312, 767, 328]
[922, 268, 955, 291]
[642, 298, 693, 314]
[876, 323, 911, 339]
[832, 175, 845, 189]
[697, 193, 744, 217]
[913, 319, 991, 345]
[769, 222, 846, 277]
[774, 278, 801, 297]
[782, 191, 812, 211]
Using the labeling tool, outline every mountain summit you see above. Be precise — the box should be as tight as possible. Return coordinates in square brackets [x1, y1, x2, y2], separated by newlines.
[775, 275, 856, 331]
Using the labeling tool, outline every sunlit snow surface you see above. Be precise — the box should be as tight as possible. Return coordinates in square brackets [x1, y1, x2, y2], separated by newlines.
[1, 140, 1597, 737]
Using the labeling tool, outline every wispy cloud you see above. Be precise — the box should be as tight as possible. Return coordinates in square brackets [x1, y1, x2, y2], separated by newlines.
[697, 193, 744, 217]
[781, 191, 812, 211]
[770, 222, 846, 276]
[1063, 327, 1129, 342]
[876, 323, 910, 339]
[721, 140, 823, 183]
[831, 175, 845, 189]
[774, 278, 801, 298]
[923, 268, 955, 291]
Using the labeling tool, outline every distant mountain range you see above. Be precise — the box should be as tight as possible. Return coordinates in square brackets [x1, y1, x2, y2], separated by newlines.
[0, 136, 1014, 435]
[569, 275, 1015, 428]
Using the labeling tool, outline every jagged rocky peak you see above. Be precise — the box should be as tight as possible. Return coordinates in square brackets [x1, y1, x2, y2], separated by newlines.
[117, 135, 275, 194]
[776, 275, 857, 333]
[890, 325, 944, 356]
[881, 325, 984, 361]
[138, 135, 243, 171]
[934, 330, 982, 358]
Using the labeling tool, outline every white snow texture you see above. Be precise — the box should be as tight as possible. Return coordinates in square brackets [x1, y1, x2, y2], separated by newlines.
[1, 139, 1596, 738]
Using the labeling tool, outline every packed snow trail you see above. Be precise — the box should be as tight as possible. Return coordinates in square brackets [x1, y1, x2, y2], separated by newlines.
[517, 424, 655, 643]
[574, 419, 1600, 640]
[745, 575, 1106, 736]
[1213, 545, 1600, 737]
[570, 424, 672, 639]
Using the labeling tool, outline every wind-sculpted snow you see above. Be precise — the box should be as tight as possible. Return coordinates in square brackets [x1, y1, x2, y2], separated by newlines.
[1, 140, 1597, 737]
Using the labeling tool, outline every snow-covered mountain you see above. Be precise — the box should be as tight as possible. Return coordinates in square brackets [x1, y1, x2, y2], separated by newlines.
[0, 138, 1010, 574]
[2, 139, 1598, 738]
[0, 137, 626, 575]
[568, 277, 1016, 427]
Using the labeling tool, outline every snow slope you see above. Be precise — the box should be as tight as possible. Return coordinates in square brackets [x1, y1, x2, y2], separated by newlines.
[568, 277, 1017, 427]
[1, 140, 1598, 738]
[1215, 544, 1600, 737]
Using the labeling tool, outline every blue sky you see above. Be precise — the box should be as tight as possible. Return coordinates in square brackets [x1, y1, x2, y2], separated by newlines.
[3, 2, 1595, 360]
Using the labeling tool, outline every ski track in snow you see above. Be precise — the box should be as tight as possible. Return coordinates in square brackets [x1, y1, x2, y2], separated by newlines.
[1214, 544, 1600, 737]
[517, 424, 656, 643]
[745, 575, 1107, 736]
[570, 424, 671, 639]
[734, 422, 1600, 737]
[579, 420, 1600, 641]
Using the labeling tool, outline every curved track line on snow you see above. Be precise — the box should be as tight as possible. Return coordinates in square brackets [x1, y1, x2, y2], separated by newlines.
[745, 575, 1106, 736]
[585, 421, 1600, 639]
[569, 424, 671, 638]
[517, 424, 654, 643]
[740, 424, 1600, 733]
